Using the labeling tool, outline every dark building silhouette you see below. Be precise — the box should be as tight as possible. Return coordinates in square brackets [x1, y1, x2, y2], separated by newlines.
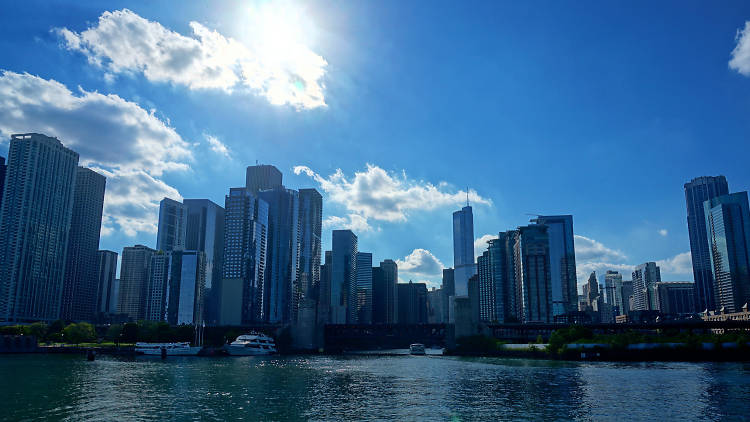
[441, 268, 454, 323]
[96, 250, 118, 315]
[318, 251, 332, 324]
[397, 281, 428, 324]
[61, 167, 106, 322]
[298, 188, 322, 301]
[246, 164, 283, 193]
[372, 259, 398, 324]
[655, 282, 695, 316]
[685, 176, 729, 312]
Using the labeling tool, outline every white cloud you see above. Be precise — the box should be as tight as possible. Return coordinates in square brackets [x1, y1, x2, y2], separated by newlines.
[204, 134, 230, 158]
[323, 214, 371, 233]
[658, 229, 668, 237]
[730, 21, 750, 76]
[656, 252, 693, 276]
[396, 249, 445, 287]
[474, 233, 497, 258]
[294, 164, 491, 230]
[574, 235, 627, 262]
[55, 8, 327, 109]
[0, 70, 190, 236]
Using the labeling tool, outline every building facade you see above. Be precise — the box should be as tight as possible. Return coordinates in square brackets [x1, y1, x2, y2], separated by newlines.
[0, 134, 79, 322]
[157, 198, 187, 252]
[61, 167, 106, 321]
[704, 192, 750, 313]
[516, 225, 553, 322]
[654, 282, 695, 316]
[453, 205, 476, 296]
[685, 176, 729, 312]
[331, 230, 357, 323]
[397, 281, 428, 324]
[118, 245, 157, 320]
[355, 252, 373, 324]
[96, 250, 119, 314]
[298, 188, 322, 301]
[183, 199, 224, 325]
[0, 156, 6, 211]
[632, 262, 661, 311]
[246, 164, 283, 193]
[531, 215, 578, 315]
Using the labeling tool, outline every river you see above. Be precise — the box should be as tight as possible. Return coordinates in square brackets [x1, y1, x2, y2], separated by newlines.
[1, 354, 749, 421]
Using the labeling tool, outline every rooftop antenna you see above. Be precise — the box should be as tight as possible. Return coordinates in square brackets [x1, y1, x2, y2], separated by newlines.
[466, 187, 470, 207]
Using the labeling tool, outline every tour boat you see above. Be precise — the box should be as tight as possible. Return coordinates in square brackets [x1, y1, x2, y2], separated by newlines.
[135, 342, 202, 356]
[225, 333, 277, 356]
[409, 343, 426, 355]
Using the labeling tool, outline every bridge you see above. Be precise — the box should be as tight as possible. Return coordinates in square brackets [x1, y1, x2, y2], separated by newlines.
[324, 324, 448, 351]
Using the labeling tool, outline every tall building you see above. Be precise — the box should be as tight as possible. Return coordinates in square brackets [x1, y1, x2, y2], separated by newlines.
[61, 167, 106, 321]
[655, 282, 695, 316]
[246, 164, 283, 193]
[516, 225, 553, 323]
[531, 215, 577, 315]
[632, 262, 661, 311]
[157, 198, 187, 252]
[427, 287, 445, 323]
[0, 156, 6, 210]
[183, 199, 224, 325]
[331, 230, 357, 323]
[96, 250, 118, 314]
[477, 250, 495, 322]
[397, 281, 428, 324]
[118, 245, 157, 320]
[167, 250, 207, 325]
[453, 205, 476, 296]
[355, 252, 373, 324]
[604, 270, 623, 314]
[258, 188, 300, 323]
[581, 272, 600, 311]
[705, 192, 750, 313]
[298, 189, 322, 300]
[0, 134, 79, 322]
[685, 176, 729, 312]
[441, 268, 454, 323]
[221, 188, 268, 325]
[317, 251, 332, 324]
[372, 259, 399, 324]
[145, 252, 172, 322]
[618, 280, 633, 315]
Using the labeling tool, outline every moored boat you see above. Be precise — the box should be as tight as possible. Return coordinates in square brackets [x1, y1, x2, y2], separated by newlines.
[409, 343, 426, 355]
[225, 332, 277, 356]
[135, 342, 202, 356]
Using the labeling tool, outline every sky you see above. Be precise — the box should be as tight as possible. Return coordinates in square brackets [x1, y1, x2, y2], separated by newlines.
[2, 1, 750, 289]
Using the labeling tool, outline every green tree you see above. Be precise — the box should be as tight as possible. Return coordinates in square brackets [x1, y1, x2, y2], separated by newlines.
[105, 324, 123, 341]
[62, 322, 96, 344]
[121, 323, 139, 343]
[23, 322, 48, 339]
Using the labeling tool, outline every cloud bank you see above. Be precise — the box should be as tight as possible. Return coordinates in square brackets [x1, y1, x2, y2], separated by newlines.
[730, 21, 750, 76]
[0, 70, 189, 236]
[56, 8, 327, 109]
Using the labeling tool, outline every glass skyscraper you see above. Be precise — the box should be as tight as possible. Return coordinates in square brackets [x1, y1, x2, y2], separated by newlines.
[0, 134, 79, 322]
[516, 225, 553, 323]
[356, 252, 373, 324]
[246, 164, 283, 193]
[96, 250, 119, 314]
[157, 198, 187, 252]
[298, 188, 322, 301]
[453, 205, 476, 296]
[704, 192, 750, 313]
[530, 215, 577, 315]
[118, 244, 157, 320]
[632, 262, 661, 311]
[331, 230, 357, 324]
[685, 176, 729, 312]
[61, 167, 106, 322]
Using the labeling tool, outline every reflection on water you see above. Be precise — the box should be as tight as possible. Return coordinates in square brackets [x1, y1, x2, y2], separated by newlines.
[1, 354, 749, 421]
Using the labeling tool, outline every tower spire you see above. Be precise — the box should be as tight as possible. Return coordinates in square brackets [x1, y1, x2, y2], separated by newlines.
[466, 187, 469, 207]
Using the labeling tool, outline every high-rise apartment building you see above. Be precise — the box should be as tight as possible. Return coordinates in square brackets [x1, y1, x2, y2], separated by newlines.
[453, 205, 476, 296]
[258, 188, 300, 324]
[183, 199, 224, 325]
[0, 134, 79, 322]
[632, 262, 661, 311]
[0, 156, 6, 210]
[477, 250, 495, 322]
[145, 252, 172, 322]
[96, 250, 119, 314]
[61, 167, 106, 321]
[705, 192, 750, 313]
[157, 198, 187, 252]
[221, 187, 268, 325]
[397, 281, 428, 324]
[331, 230, 357, 323]
[531, 215, 577, 315]
[118, 245, 157, 320]
[685, 176, 729, 312]
[168, 250, 207, 325]
[516, 225, 553, 323]
[317, 251, 332, 324]
[246, 164, 283, 193]
[298, 189, 322, 300]
[355, 252, 373, 324]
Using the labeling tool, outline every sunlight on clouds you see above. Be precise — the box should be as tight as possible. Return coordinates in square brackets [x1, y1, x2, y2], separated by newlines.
[56, 7, 327, 109]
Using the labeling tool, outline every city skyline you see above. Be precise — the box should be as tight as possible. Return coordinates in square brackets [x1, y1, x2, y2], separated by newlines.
[2, 2, 750, 289]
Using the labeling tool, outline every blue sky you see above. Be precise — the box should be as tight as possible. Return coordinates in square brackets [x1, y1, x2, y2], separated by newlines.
[2, 1, 750, 288]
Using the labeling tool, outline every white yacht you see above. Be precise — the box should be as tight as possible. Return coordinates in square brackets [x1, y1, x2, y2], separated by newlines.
[409, 343, 426, 355]
[225, 333, 277, 356]
[135, 342, 202, 356]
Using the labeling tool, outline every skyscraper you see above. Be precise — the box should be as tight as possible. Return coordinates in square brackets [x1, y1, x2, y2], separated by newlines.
[96, 250, 119, 314]
[258, 188, 300, 323]
[0, 156, 6, 211]
[705, 192, 750, 313]
[0, 134, 79, 322]
[118, 245, 157, 320]
[246, 164, 283, 193]
[632, 262, 661, 311]
[355, 252, 373, 324]
[654, 282, 695, 316]
[331, 230, 357, 323]
[604, 270, 623, 313]
[685, 176, 729, 312]
[441, 268, 454, 323]
[477, 250, 495, 322]
[453, 205, 476, 296]
[530, 215, 578, 315]
[157, 198, 187, 252]
[516, 225, 553, 323]
[183, 199, 224, 325]
[221, 187, 268, 325]
[380, 259, 399, 323]
[298, 189, 322, 300]
[145, 252, 172, 322]
[61, 167, 106, 321]
[167, 250, 207, 325]
[318, 251, 332, 324]
[397, 281, 428, 324]
[485, 232, 519, 323]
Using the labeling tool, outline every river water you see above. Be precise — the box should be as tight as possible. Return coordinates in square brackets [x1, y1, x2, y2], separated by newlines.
[1, 354, 749, 421]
